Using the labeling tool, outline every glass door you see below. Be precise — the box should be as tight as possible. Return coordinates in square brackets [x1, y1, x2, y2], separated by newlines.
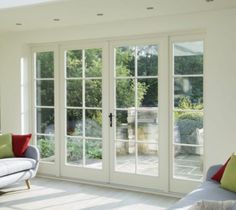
[60, 43, 109, 182]
[109, 39, 168, 191]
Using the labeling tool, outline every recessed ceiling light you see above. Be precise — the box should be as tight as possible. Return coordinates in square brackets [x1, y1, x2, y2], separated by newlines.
[53, 18, 60, 22]
[96, 13, 104, 16]
[146, 7, 154, 10]
[16, 23, 22, 26]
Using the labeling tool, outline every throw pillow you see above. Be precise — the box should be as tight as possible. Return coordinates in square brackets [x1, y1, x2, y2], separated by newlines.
[188, 200, 236, 210]
[211, 157, 231, 182]
[221, 154, 236, 192]
[12, 134, 32, 157]
[0, 133, 14, 158]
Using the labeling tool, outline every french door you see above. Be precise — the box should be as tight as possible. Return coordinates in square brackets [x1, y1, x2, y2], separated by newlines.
[59, 42, 109, 182]
[109, 39, 168, 191]
[33, 35, 204, 194]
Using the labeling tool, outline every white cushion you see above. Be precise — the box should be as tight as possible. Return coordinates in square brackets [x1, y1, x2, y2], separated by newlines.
[189, 200, 236, 210]
[0, 158, 36, 177]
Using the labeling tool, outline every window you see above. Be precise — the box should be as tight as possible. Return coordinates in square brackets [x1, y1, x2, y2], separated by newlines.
[172, 41, 204, 180]
[34, 51, 55, 162]
[32, 35, 205, 193]
[65, 48, 103, 169]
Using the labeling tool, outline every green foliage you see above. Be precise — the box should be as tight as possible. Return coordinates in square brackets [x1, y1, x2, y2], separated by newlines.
[38, 138, 102, 162]
[67, 139, 102, 162]
[116, 47, 148, 123]
[66, 50, 82, 77]
[86, 141, 102, 159]
[38, 138, 54, 159]
[66, 49, 103, 134]
[175, 96, 203, 118]
[175, 97, 203, 154]
[137, 45, 158, 76]
[36, 52, 54, 78]
[67, 139, 83, 162]
[174, 54, 203, 107]
[174, 55, 203, 75]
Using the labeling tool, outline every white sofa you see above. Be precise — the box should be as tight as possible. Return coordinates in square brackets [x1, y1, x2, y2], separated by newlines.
[0, 145, 39, 189]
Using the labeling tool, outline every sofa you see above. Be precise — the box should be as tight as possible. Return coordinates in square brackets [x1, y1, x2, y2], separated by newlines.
[0, 145, 39, 189]
[169, 164, 236, 209]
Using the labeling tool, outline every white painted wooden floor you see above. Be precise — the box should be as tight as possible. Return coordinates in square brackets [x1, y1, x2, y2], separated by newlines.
[0, 178, 179, 210]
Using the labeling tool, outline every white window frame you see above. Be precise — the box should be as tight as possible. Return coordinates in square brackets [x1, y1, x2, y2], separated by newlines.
[169, 34, 205, 194]
[31, 45, 60, 176]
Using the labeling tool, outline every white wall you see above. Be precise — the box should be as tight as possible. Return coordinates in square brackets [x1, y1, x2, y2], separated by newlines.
[0, 8, 236, 170]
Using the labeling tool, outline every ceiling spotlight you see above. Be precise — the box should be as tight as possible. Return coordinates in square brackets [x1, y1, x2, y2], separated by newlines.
[96, 13, 104, 16]
[16, 23, 22, 26]
[146, 7, 154, 10]
[53, 18, 60, 21]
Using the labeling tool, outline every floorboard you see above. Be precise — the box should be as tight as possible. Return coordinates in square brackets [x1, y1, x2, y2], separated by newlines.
[0, 178, 179, 210]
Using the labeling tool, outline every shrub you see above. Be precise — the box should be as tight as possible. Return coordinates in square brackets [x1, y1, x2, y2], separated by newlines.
[38, 138, 54, 159]
[176, 112, 203, 154]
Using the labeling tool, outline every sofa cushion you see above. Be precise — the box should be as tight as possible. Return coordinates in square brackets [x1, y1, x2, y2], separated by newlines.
[0, 158, 36, 177]
[0, 133, 14, 158]
[211, 157, 231, 182]
[12, 134, 32, 157]
[189, 200, 236, 210]
[168, 181, 236, 209]
[221, 154, 236, 192]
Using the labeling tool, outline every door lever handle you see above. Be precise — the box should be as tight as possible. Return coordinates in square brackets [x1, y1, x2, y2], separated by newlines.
[109, 113, 113, 127]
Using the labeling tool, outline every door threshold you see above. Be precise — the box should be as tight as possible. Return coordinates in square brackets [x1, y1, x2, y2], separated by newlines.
[37, 174, 183, 199]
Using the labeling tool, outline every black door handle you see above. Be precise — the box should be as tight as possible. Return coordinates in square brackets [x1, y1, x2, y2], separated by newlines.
[109, 113, 113, 127]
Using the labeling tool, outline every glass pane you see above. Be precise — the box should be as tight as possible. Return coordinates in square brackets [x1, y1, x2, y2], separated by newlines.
[85, 79, 102, 107]
[174, 145, 203, 180]
[67, 137, 83, 166]
[115, 141, 135, 173]
[36, 80, 54, 106]
[116, 79, 135, 108]
[36, 51, 54, 78]
[116, 46, 135, 77]
[137, 45, 158, 76]
[36, 108, 54, 134]
[174, 41, 203, 75]
[37, 135, 55, 162]
[66, 50, 82, 78]
[174, 111, 203, 146]
[85, 48, 102, 77]
[137, 143, 158, 176]
[174, 112, 203, 145]
[67, 109, 83, 136]
[137, 110, 158, 142]
[138, 79, 158, 107]
[85, 140, 102, 169]
[85, 109, 102, 138]
[67, 80, 82, 107]
[174, 77, 203, 109]
[116, 110, 128, 140]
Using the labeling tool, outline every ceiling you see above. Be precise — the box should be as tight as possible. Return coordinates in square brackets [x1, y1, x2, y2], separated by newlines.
[0, 0, 235, 33]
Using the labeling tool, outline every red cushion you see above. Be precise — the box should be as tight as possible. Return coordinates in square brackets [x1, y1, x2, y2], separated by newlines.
[211, 157, 231, 182]
[12, 134, 32, 157]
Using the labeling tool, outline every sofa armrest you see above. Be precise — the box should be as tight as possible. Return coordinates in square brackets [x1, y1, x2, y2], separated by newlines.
[24, 145, 40, 162]
[206, 164, 223, 181]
